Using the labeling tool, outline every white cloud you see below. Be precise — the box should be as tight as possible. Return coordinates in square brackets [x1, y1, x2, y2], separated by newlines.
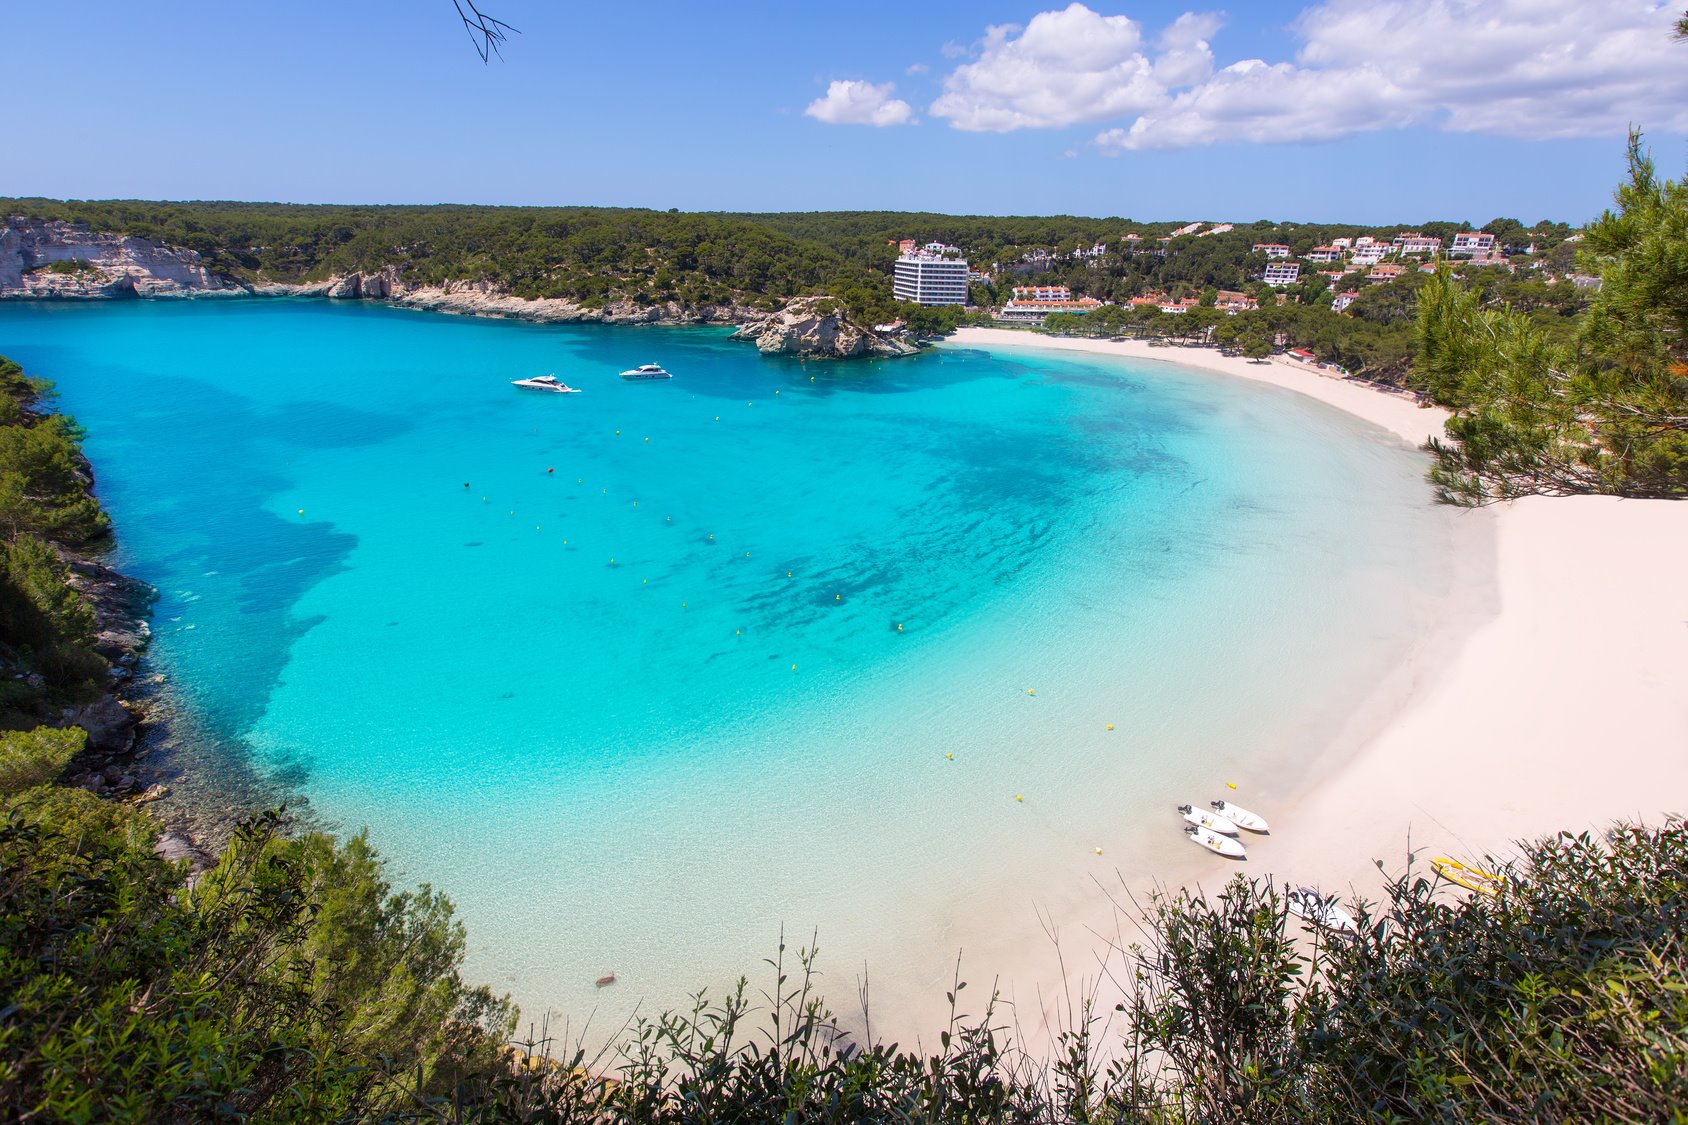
[919, 0, 1688, 150]
[804, 80, 915, 127]
[906, 62, 929, 75]
[930, 4, 1174, 131]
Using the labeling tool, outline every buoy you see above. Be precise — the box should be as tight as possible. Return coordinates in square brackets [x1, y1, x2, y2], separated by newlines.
[1095, 847, 1103, 855]
[644, 437, 649, 442]
[715, 416, 720, 421]
[810, 376, 815, 382]
[297, 509, 304, 515]
[835, 594, 841, 601]
[643, 578, 648, 584]
[577, 478, 583, 484]
[708, 533, 714, 541]
[615, 429, 621, 435]
[744, 551, 750, 557]
[1015, 794, 1024, 802]
[1027, 688, 1036, 696]
[682, 602, 687, 608]
[463, 482, 470, 488]
[735, 629, 741, 635]
[774, 390, 780, 395]
[547, 468, 553, 474]
[1106, 723, 1115, 730]
[897, 623, 903, 631]
[748, 402, 753, 406]
[633, 501, 638, 507]
[1227, 782, 1238, 790]
[945, 752, 953, 759]
[787, 571, 792, 578]
[791, 664, 797, 670]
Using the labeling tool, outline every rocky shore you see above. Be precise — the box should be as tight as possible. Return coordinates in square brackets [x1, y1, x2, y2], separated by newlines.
[728, 295, 919, 358]
[2, 217, 928, 359]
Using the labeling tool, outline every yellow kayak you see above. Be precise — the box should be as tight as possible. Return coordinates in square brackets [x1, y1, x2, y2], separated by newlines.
[1431, 856, 1504, 896]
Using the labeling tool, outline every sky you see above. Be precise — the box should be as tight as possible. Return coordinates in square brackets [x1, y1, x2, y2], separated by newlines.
[6, 1, 1687, 224]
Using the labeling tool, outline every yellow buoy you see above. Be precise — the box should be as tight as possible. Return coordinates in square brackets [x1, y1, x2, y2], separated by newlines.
[643, 578, 648, 584]
[1015, 794, 1024, 802]
[615, 429, 621, 435]
[1094, 847, 1103, 855]
[297, 509, 304, 514]
[708, 533, 714, 541]
[791, 663, 797, 670]
[682, 602, 687, 608]
[735, 629, 741, 635]
[835, 594, 841, 601]
[715, 416, 720, 421]
[774, 390, 780, 395]
[787, 571, 792, 578]
[644, 437, 650, 442]
[810, 375, 815, 382]
[1106, 723, 1115, 731]
[897, 624, 903, 631]
[1027, 688, 1036, 696]
[1227, 782, 1238, 790]
[945, 753, 953, 759]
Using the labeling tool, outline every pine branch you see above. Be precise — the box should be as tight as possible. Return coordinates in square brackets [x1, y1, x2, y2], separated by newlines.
[453, 0, 517, 63]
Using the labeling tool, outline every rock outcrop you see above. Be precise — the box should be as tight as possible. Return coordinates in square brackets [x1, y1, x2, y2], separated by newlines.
[0, 218, 239, 298]
[730, 297, 920, 359]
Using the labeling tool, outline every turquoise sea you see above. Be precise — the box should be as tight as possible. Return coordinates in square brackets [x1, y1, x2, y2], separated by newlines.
[0, 301, 1460, 1033]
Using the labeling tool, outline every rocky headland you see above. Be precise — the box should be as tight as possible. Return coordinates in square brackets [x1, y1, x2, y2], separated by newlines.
[1, 218, 926, 358]
[729, 295, 919, 358]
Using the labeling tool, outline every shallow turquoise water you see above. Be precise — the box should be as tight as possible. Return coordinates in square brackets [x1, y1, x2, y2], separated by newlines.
[0, 301, 1457, 1030]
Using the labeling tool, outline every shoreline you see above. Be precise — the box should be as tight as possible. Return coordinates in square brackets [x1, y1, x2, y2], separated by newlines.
[940, 326, 1688, 1040]
[948, 326, 1447, 447]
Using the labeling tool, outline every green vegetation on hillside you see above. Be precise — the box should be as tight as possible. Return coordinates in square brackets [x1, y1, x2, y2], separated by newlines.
[0, 356, 111, 725]
[1418, 135, 1688, 502]
[4, 198, 1585, 382]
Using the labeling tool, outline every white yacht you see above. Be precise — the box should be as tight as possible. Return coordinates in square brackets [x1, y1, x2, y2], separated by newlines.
[511, 374, 581, 393]
[619, 363, 673, 380]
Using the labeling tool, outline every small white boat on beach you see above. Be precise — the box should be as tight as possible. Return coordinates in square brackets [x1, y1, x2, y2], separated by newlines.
[1286, 886, 1358, 937]
[1178, 804, 1239, 836]
[619, 363, 673, 380]
[1185, 825, 1247, 859]
[512, 374, 581, 393]
[1210, 799, 1271, 834]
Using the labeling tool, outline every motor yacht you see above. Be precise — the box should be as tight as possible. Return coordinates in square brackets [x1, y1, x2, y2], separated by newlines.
[512, 374, 581, 393]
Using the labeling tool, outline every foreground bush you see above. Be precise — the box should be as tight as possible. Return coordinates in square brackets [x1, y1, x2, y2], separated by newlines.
[0, 790, 513, 1122]
[2, 790, 1681, 1122]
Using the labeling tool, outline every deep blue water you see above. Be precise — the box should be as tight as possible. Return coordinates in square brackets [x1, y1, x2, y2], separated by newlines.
[0, 300, 1458, 1029]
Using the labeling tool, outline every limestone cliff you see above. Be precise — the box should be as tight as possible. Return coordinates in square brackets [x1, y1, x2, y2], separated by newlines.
[730, 297, 920, 359]
[0, 218, 239, 297]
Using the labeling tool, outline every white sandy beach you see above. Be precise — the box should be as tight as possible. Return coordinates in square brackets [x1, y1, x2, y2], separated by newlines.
[942, 326, 1688, 1041]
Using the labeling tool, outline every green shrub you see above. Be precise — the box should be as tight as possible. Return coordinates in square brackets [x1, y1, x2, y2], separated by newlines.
[0, 727, 83, 797]
[0, 794, 515, 1122]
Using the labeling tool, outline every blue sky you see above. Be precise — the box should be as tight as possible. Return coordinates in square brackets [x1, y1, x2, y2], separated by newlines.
[7, 1, 1686, 224]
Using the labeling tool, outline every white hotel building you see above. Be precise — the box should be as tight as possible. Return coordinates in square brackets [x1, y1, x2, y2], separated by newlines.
[893, 252, 970, 306]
